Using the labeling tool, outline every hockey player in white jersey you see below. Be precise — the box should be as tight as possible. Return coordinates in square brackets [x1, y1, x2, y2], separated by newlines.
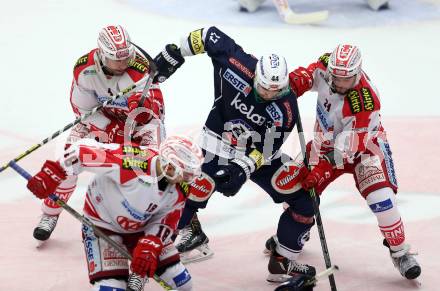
[33, 25, 165, 244]
[26, 135, 203, 290]
[264, 44, 421, 281]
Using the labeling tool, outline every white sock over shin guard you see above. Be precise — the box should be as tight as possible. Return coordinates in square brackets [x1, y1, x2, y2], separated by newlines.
[366, 187, 405, 251]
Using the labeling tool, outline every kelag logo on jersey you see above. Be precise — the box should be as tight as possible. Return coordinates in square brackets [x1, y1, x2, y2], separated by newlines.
[223, 68, 251, 96]
[266, 103, 283, 127]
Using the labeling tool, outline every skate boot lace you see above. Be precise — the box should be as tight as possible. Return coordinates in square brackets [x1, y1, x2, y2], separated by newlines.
[390, 244, 418, 259]
[37, 215, 58, 232]
[179, 226, 193, 245]
[287, 260, 310, 274]
[127, 273, 146, 291]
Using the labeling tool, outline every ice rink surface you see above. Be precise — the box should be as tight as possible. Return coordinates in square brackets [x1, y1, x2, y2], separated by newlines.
[1, 0, 439, 290]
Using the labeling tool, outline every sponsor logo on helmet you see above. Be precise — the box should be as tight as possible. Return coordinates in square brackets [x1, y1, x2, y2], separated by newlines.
[347, 90, 362, 114]
[116, 49, 130, 59]
[361, 87, 375, 111]
[270, 54, 280, 68]
[223, 68, 252, 96]
[228, 57, 255, 79]
[230, 94, 266, 126]
[189, 29, 205, 55]
[266, 103, 283, 127]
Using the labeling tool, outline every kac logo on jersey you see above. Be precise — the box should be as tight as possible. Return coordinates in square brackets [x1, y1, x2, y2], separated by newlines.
[266, 103, 283, 127]
[223, 68, 251, 96]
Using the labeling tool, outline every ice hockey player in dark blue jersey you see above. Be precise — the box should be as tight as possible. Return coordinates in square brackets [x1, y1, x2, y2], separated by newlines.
[153, 26, 317, 282]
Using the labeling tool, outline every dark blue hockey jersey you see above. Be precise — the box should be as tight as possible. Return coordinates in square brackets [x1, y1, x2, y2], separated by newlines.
[180, 26, 298, 169]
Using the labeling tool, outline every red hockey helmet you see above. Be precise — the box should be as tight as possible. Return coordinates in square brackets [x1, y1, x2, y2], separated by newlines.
[97, 25, 135, 62]
[159, 136, 204, 183]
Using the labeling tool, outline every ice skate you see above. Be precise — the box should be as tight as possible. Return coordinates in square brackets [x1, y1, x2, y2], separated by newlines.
[33, 214, 59, 246]
[383, 239, 421, 280]
[176, 219, 213, 264]
[263, 235, 277, 255]
[367, 0, 389, 10]
[267, 251, 316, 283]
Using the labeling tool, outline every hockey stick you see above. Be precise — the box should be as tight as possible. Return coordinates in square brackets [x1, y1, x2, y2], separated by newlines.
[0, 47, 157, 174]
[305, 265, 339, 287]
[8, 161, 175, 291]
[290, 97, 338, 291]
[275, 265, 339, 290]
[273, 0, 328, 24]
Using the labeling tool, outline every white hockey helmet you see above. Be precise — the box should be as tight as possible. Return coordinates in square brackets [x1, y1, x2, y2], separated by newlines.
[159, 135, 204, 183]
[97, 25, 135, 62]
[328, 44, 362, 81]
[254, 53, 290, 100]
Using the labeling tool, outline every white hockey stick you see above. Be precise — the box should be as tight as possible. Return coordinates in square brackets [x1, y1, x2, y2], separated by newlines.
[273, 0, 329, 24]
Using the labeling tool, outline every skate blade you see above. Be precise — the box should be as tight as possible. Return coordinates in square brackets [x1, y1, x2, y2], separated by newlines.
[266, 273, 292, 283]
[180, 245, 214, 264]
[263, 248, 273, 256]
[35, 239, 46, 248]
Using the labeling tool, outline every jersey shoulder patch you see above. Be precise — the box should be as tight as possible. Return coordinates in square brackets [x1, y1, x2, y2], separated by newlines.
[345, 85, 378, 115]
[73, 49, 96, 82]
[318, 53, 331, 68]
[126, 54, 150, 81]
[128, 54, 150, 74]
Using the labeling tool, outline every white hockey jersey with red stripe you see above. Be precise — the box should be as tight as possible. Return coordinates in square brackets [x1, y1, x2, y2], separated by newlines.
[289, 53, 384, 162]
[59, 139, 186, 240]
[71, 49, 164, 133]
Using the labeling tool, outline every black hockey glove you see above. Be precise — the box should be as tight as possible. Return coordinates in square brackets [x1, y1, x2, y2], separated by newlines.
[274, 274, 315, 291]
[213, 161, 248, 197]
[153, 44, 185, 83]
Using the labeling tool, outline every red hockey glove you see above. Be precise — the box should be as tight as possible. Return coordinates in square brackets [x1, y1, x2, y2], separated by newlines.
[301, 157, 334, 191]
[131, 235, 163, 278]
[27, 160, 67, 199]
[128, 92, 162, 124]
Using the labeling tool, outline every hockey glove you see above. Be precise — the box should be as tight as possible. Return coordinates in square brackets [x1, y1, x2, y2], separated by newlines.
[301, 157, 334, 191]
[213, 160, 248, 197]
[131, 235, 163, 278]
[153, 44, 185, 83]
[274, 274, 315, 291]
[27, 160, 67, 199]
[127, 92, 162, 124]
